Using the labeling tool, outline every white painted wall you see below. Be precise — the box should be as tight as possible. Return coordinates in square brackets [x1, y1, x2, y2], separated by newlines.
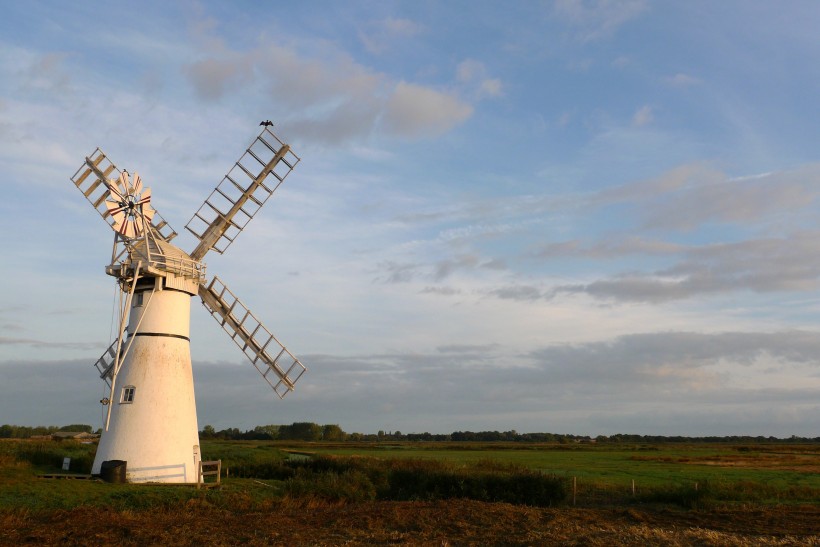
[91, 286, 201, 483]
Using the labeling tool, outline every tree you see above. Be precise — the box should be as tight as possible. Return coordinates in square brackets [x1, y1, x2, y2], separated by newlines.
[279, 422, 322, 441]
[217, 427, 241, 439]
[251, 425, 280, 440]
[58, 424, 93, 433]
[322, 424, 347, 441]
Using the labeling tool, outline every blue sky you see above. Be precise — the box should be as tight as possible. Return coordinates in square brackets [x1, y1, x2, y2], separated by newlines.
[1, 1, 819, 436]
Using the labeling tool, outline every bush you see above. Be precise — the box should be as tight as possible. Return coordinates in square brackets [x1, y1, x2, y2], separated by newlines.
[285, 469, 377, 502]
[13, 441, 95, 474]
[203, 443, 292, 479]
[384, 462, 565, 506]
[639, 481, 711, 509]
[279, 456, 566, 506]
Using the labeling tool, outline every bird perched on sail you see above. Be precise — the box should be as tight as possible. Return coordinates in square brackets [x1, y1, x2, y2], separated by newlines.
[260, 120, 273, 127]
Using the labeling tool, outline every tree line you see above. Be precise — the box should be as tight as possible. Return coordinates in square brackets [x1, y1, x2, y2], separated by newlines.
[0, 424, 95, 438]
[2, 423, 817, 443]
[197, 423, 820, 444]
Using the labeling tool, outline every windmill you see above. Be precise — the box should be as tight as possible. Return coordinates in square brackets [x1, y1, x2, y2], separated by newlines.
[69, 126, 306, 483]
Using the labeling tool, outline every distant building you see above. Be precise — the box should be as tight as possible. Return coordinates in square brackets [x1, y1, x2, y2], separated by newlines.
[51, 432, 99, 442]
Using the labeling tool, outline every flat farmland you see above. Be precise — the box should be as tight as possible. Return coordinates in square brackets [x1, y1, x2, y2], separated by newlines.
[269, 441, 820, 496]
[1, 439, 818, 545]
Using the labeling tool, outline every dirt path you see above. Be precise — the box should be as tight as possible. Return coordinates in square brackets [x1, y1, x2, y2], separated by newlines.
[2, 500, 818, 546]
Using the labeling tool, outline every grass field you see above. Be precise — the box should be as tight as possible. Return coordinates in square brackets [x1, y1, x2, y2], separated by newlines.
[1, 438, 818, 545]
[208, 440, 820, 503]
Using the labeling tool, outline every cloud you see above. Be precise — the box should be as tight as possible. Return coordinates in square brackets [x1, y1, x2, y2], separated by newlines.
[632, 104, 653, 126]
[21, 52, 72, 94]
[367, 159, 820, 305]
[420, 286, 462, 296]
[0, 336, 101, 351]
[519, 162, 820, 303]
[382, 81, 473, 138]
[596, 163, 820, 231]
[358, 17, 424, 55]
[371, 160, 820, 305]
[381, 17, 422, 37]
[376, 253, 500, 285]
[0, 359, 102, 426]
[182, 42, 474, 143]
[3, 327, 819, 435]
[645, 173, 820, 232]
[553, 0, 648, 42]
[211, 330, 820, 433]
[456, 59, 503, 99]
[489, 285, 544, 301]
[258, 45, 382, 111]
[550, 231, 820, 302]
[532, 237, 684, 259]
[377, 261, 421, 284]
[611, 55, 631, 68]
[481, 259, 507, 271]
[408, 218, 517, 241]
[437, 343, 501, 354]
[527, 330, 820, 383]
[479, 79, 503, 98]
[434, 255, 480, 280]
[552, 275, 700, 303]
[664, 73, 700, 86]
[183, 55, 253, 101]
[394, 194, 562, 236]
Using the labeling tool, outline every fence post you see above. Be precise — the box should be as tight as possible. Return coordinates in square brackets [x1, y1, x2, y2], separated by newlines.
[573, 476, 577, 506]
[632, 479, 635, 496]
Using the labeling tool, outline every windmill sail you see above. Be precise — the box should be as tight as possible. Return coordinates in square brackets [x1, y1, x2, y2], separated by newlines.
[71, 148, 178, 242]
[104, 173, 155, 239]
[199, 276, 306, 398]
[93, 339, 121, 387]
[185, 128, 300, 261]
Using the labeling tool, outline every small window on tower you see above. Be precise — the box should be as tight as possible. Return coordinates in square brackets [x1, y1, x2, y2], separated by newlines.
[134, 292, 144, 307]
[121, 386, 136, 404]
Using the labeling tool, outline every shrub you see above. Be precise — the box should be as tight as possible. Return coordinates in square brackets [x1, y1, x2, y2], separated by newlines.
[383, 463, 565, 506]
[203, 443, 292, 479]
[639, 481, 712, 509]
[13, 441, 95, 474]
[285, 469, 377, 502]
[279, 456, 566, 506]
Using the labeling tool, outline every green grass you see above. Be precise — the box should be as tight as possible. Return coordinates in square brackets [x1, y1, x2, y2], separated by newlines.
[0, 440, 289, 511]
[2, 439, 818, 510]
[199, 439, 290, 478]
[268, 441, 820, 504]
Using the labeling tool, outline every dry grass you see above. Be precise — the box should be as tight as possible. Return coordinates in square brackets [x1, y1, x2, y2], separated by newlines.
[1, 500, 818, 546]
[631, 451, 820, 473]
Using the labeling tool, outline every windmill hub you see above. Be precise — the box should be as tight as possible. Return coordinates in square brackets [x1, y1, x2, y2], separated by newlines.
[70, 126, 306, 483]
[121, 195, 136, 212]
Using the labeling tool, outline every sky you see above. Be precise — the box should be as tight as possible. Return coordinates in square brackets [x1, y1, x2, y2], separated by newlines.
[1, 1, 819, 437]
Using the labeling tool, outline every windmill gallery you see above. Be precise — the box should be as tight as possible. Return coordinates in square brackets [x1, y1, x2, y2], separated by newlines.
[69, 126, 306, 483]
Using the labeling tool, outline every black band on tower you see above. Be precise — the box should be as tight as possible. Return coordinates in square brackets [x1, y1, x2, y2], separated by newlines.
[132, 332, 190, 342]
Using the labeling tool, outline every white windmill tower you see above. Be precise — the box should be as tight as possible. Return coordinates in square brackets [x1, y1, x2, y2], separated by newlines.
[69, 126, 306, 483]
